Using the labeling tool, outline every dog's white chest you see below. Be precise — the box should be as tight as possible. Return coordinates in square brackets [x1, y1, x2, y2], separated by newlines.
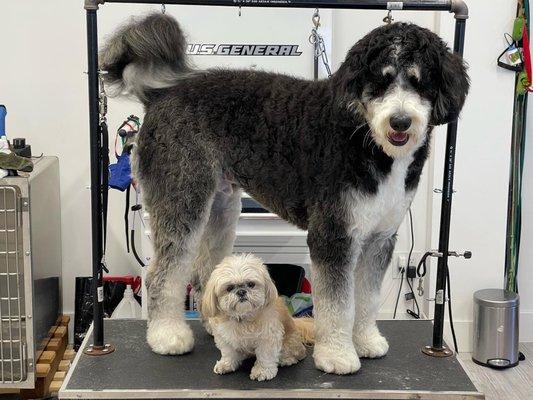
[345, 157, 415, 238]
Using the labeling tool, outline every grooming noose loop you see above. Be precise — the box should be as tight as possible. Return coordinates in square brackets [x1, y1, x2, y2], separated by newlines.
[161, 4, 166, 14]
[309, 9, 332, 78]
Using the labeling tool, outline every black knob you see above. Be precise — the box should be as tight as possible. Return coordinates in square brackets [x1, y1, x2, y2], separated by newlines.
[13, 138, 26, 149]
[464, 251, 472, 259]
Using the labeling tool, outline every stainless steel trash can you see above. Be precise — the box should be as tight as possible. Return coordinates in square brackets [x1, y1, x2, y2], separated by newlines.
[472, 289, 519, 368]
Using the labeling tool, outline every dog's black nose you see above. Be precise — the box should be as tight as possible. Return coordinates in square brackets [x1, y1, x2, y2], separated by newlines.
[390, 114, 412, 132]
[236, 289, 247, 297]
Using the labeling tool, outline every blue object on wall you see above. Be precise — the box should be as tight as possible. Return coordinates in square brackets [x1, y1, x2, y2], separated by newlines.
[109, 153, 132, 191]
[0, 105, 6, 136]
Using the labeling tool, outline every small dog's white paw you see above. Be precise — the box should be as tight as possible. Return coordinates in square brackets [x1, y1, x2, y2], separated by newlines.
[353, 331, 389, 359]
[280, 340, 306, 366]
[279, 355, 299, 367]
[250, 364, 278, 381]
[213, 359, 239, 374]
[147, 319, 194, 355]
[313, 343, 360, 375]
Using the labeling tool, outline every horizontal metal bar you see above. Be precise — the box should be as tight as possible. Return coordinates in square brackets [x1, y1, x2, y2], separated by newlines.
[103, 0, 453, 12]
[0, 316, 25, 322]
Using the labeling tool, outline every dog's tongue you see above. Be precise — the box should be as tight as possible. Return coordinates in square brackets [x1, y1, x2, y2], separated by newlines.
[390, 131, 408, 143]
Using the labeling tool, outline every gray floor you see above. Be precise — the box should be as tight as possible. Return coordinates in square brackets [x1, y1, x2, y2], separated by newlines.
[459, 343, 533, 400]
[60, 319, 482, 399]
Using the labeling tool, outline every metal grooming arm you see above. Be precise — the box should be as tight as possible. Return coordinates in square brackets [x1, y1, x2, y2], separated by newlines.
[83, 0, 469, 357]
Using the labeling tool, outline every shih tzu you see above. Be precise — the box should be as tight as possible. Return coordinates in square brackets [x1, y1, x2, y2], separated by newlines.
[201, 254, 313, 381]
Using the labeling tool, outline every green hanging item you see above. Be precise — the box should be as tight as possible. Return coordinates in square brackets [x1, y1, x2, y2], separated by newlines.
[505, 1, 529, 293]
[513, 16, 524, 41]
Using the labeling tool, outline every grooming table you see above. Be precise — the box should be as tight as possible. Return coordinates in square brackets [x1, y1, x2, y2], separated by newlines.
[60, 319, 483, 399]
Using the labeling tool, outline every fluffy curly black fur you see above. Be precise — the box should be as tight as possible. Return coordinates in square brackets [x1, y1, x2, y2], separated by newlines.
[101, 13, 469, 374]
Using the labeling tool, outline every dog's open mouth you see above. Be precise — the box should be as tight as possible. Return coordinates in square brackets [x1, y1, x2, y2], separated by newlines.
[387, 131, 409, 146]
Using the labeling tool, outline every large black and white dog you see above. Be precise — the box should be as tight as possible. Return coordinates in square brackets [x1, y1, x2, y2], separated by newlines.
[101, 14, 469, 374]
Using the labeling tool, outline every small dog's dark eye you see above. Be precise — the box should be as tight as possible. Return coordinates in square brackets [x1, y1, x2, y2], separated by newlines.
[247, 282, 255, 288]
[226, 285, 234, 292]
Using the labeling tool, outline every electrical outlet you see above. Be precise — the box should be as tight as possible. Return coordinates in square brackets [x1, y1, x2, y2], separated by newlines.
[393, 251, 422, 279]
[397, 255, 407, 273]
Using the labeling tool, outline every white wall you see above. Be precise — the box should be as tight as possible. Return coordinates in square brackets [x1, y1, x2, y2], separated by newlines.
[0, 1, 522, 351]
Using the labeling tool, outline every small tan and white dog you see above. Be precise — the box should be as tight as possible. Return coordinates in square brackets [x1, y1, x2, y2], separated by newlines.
[201, 254, 313, 381]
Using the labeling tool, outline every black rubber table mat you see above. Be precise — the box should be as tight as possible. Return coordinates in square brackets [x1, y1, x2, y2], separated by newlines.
[61, 319, 482, 399]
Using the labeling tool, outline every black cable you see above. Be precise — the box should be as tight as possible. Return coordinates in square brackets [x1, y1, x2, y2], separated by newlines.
[131, 229, 146, 267]
[407, 208, 414, 267]
[446, 268, 459, 353]
[393, 269, 404, 319]
[417, 251, 431, 278]
[406, 277, 420, 319]
[404, 208, 419, 319]
[124, 185, 131, 253]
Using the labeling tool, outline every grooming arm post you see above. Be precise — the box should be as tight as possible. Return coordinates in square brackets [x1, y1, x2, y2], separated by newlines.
[86, 0, 468, 356]
[85, 3, 115, 355]
[424, 1, 468, 357]
[86, 7, 104, 349]
[104, 0, 453, 11]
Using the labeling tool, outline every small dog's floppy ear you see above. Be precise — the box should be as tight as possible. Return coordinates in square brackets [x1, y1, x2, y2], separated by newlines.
[430, 50, 470, 125]
[201, 274, 219, 319]
[261, 266, 278, 307]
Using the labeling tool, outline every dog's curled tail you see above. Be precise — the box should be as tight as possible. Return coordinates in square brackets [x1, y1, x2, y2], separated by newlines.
[293, 317, 314, 345]
[99, 13, 189, 104]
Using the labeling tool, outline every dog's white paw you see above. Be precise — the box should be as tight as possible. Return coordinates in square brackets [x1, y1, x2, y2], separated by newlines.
[353, 331, 389, 359]
[313, 343, 360, 375]
[280, 340, 306, 366]
[250, 364, 278, 381]
[147, 319, 194, 355]
[279, 355, 299, 367]
[213, 359, 239, 375]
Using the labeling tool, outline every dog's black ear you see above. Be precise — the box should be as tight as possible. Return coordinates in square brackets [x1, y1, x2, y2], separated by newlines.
[430, 50, 470, 125]
[332, 43, 368, 100]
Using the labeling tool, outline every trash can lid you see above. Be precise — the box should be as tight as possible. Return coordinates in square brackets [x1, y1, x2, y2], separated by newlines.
[474, 289, 519, 308]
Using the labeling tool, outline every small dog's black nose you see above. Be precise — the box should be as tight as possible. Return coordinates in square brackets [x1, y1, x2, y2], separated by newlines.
[390, 114, 412, 132]
[236, 289, 247, 297]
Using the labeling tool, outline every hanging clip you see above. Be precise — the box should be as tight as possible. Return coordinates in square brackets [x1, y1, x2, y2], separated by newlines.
[238, 6, 242, 17]
[308, 9, 332, 78]
[100, 255, 110, 274]
[383, 10, 394, 25]
[417, 278, 424, 297]
[161, 4, 166, 14]
[312, 8, 321, 29]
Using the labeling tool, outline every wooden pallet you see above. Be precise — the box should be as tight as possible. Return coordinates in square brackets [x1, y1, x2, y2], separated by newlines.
[19, 315, 73, 399]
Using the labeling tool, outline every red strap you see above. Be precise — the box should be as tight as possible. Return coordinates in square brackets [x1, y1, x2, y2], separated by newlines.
[522, 23, 533, 90]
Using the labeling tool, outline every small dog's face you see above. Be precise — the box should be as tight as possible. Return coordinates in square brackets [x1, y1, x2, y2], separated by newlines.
[335, 23, 470, 159]
[201, 254, 277, 320]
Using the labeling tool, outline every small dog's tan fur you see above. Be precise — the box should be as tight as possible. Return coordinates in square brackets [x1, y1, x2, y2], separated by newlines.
[202, 254, 313, 381]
